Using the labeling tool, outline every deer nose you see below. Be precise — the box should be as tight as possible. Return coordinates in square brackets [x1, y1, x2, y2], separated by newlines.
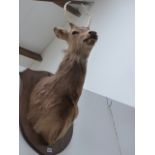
[89, 31, 98, 39]
[89, 31, 97, 35]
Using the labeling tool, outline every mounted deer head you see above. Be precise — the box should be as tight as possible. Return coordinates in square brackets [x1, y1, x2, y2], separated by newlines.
[53, 1, 97, 59]
[27, 1, 98, 146]
[54, 23, 97, 58]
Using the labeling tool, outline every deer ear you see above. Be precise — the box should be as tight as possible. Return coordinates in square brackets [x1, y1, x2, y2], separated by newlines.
[69, 23, 75, 29]
[54, 27, 68, 40]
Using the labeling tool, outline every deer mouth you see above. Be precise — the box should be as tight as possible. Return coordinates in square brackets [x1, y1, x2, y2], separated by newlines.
[84, 34, 98, 45]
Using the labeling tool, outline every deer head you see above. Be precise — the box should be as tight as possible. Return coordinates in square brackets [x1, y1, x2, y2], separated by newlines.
[53, 1, 98, 59]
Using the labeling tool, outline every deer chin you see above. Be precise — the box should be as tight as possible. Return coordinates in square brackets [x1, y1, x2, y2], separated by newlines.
[84, 37, 98, 46]
[88, 38, 97, 45]
[84, 33, 98, 45]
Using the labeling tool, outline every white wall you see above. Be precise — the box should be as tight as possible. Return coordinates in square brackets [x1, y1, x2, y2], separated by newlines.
[31, 0, 135, 107]
[19, 55, 34, 68]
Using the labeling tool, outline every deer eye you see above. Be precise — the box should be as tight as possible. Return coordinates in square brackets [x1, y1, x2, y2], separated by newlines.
[72, 31, 79, 35]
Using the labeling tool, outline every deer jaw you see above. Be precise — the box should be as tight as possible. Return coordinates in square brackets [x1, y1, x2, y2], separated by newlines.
[54, 23, 98, 59]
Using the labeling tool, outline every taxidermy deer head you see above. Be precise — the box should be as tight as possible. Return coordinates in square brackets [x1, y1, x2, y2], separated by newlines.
[54, 1, 97, 59]
[27, 1, 98, 145]
[54, 22, 97, 59]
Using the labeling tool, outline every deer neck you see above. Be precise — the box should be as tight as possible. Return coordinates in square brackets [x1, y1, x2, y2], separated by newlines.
[57, 48, 87, 75]
[55, 48, 88, 103]
[57, 48, 87, 86]
[68, 44, 90, 60]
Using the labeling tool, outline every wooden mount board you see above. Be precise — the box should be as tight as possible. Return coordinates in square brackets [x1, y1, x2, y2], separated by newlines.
[19, 69, 73, 155]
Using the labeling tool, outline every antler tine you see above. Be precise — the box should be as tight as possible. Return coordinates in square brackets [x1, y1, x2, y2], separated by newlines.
[64, 1, 91, 27]
[64, 1, 72, 23]
[81, 3, 91, 27]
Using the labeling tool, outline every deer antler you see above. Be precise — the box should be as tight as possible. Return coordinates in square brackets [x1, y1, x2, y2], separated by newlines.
[64, 1, 92, 27]
[64, 1, 72, 24]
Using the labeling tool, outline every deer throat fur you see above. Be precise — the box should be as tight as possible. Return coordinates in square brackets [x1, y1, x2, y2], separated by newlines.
[27, 50, 87, 145]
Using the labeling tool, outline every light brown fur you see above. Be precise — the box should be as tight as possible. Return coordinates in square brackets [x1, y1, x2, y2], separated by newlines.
[27, 23, 98, 145]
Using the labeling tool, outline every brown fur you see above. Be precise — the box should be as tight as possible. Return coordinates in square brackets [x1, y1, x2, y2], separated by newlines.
[27, 23, 98, 145]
